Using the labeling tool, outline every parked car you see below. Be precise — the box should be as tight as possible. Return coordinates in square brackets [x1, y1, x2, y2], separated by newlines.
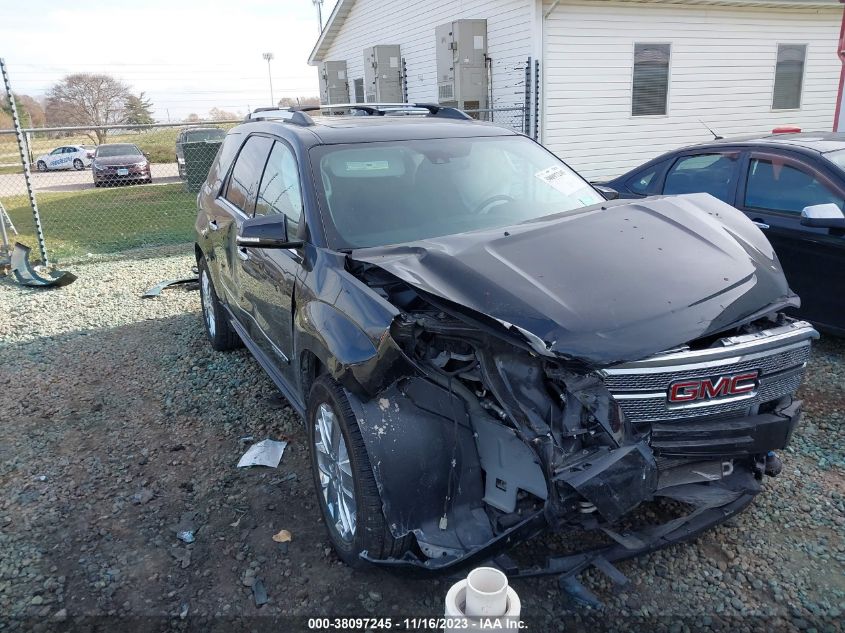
[35, 145, 94, 172]
[194, 105, 817, 578]
[176, 127, 226, 178]
[91, 144, 152, 186]
[604, 131, 845, 334]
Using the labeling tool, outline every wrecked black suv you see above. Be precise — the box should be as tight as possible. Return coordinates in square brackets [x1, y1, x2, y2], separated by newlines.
[194, 104, 817, 580]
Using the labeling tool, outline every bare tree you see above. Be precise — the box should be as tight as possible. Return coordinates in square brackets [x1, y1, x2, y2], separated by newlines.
[184, 113, 200, 123]
[278, 96, 320, 108]
[208, 107, 238, 121]
[45, 73, 131, 144]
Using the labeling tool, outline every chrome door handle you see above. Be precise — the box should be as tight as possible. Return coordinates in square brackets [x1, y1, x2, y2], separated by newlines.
[752, 220, 770, 230]
[208, 219, 219, 231]
[237, 247, 250, 261]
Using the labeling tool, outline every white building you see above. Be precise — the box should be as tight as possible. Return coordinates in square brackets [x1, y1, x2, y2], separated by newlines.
[309, 0, 844, 180]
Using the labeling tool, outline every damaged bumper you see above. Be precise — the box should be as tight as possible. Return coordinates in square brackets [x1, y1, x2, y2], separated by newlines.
[347, 317, 817, 573]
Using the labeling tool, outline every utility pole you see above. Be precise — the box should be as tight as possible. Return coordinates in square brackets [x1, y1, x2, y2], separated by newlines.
[262, 52, 275, 106]
[313, 0, 324, 33]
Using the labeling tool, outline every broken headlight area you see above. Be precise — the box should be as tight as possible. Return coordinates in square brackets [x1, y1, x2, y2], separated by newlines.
[346, 262, 817, 574]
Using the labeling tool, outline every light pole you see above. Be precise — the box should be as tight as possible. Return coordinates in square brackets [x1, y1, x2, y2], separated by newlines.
[262, 52, 275, 106]
[313, 0, 324, 33]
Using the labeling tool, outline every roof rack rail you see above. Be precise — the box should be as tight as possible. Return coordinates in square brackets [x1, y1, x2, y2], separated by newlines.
[295, 102, 474, 120]
[244, 108, 314, 126]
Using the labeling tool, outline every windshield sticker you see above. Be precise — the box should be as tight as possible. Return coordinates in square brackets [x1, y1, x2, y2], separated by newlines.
[345, 160, 390, 171]
[536, 166, 585, 196]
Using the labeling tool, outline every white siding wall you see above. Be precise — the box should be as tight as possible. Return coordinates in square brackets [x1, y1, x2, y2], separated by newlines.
[543, 1, 843, 180]
[318, 0, 535, 107]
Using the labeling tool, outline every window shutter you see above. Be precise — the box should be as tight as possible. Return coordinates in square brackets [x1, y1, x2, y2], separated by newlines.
[632, 43, 670, 116]
[772, 44, 806, 110]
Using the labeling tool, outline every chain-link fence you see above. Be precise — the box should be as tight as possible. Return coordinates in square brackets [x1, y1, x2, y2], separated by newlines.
[464, 107, 529, 135]
[0, 121, 237, 264]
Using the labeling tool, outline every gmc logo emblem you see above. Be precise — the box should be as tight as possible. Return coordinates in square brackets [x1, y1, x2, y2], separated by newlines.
[667, 371, 759, 404]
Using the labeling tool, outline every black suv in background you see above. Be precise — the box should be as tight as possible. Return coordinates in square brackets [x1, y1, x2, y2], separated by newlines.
[194, 105, 817, 578]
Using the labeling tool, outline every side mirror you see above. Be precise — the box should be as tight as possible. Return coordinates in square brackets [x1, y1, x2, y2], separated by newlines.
[593, 184, 620, 200]
[800, 203, 845, 229]
[237, 214, 303, 249]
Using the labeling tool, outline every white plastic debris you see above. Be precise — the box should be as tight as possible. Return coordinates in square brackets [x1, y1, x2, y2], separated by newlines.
[177, 530, 195, 544]
[237, 439, 288, 469]
[444, 567, 521, 632]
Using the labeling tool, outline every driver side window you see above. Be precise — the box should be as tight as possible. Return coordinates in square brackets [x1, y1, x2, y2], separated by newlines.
[744, 157, 843, 213]
[254, 141, 303, 237]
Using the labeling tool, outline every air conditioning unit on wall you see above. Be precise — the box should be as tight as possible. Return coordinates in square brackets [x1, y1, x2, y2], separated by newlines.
[435, 19, 488, 111]
[363, 45, 402, 103]
[318, 61, 350, 104]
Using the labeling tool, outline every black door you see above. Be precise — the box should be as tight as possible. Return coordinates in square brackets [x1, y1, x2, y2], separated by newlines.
[737, 151, 845, 331]
[209, 134, 274, 318]
[237, 139, 305, 375]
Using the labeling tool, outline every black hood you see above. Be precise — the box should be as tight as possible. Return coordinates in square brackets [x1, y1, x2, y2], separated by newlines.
[349, 193, 797, 365]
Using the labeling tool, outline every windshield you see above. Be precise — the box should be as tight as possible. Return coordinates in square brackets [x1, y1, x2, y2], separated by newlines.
[96, 144, 142, 157]
[312, 136, 603, 249]
[185, 129, 225, 142]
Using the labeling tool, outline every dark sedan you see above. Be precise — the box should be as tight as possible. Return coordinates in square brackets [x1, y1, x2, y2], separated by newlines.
[92, 143, 152, 186]
[604, 131, 845, 334]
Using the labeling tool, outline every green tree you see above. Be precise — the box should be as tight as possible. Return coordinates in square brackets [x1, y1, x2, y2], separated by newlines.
[1, 92, 45, 128]
[124, 92, 155, 128]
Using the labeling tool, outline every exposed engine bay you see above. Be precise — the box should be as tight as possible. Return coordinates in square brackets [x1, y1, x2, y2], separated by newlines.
[343, 258, 817, 579]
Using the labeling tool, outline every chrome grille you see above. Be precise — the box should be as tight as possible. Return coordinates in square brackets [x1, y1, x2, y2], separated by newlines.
[602, 344, 810, 392]
[599, 322, 816, 424]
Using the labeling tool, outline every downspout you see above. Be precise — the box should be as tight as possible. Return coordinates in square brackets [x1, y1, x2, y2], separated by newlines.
[834, 0, 845, 131]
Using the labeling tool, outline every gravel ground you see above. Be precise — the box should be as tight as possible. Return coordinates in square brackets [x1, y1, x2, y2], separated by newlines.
[0, 254, 843, 632]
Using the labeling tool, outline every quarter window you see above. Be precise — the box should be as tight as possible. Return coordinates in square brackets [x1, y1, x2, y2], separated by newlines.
[255, 141, 303, 236]
[663, 153, 739, 203]
[745, 157, 843, 213]
[224, 135, 274, 213]
[632, 43, 670, 116]
[772, 44, 806, 110]
[626, 159, 669, 195]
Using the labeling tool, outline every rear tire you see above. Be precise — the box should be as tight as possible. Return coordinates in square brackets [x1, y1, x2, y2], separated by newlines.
[307, 375, 412, 567]
[73, 158, 84, 170]
[198, 257, 240, 351]
[36, 161, 47, 172]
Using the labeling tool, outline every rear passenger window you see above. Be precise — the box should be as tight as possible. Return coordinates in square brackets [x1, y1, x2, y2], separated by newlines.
[224, 135, 274, 213]
[663, 153, 738, 203]
[255, 142, 303, 235]
[745, 158, 843, 213]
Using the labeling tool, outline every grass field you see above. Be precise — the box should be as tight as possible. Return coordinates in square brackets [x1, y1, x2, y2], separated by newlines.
[2, 183, 197, 262]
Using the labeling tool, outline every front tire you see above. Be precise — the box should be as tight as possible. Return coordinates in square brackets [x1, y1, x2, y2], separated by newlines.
[36, 160, 47, 172]
[307, 375, 412, 567]
[73, 158, 84, 170]
[198, 257, 240, 351]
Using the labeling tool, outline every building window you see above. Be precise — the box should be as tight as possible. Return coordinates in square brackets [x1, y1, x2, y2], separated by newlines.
[354, 78, 365, 103]
[632, 43, 670, 116]
[772, 44, 806, 110]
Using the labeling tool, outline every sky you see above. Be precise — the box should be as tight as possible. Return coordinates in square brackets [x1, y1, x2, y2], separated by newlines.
[0, 0, 339, 121]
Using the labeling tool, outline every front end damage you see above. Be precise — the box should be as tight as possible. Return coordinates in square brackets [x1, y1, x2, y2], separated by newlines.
[341, 259, 817, 583]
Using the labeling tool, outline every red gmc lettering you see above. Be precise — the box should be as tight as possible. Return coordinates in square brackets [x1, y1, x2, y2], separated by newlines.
[668, 371, 759, 403]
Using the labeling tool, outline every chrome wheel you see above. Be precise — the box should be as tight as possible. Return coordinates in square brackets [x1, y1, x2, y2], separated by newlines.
[314, 402, 357, 542]
[200, 269, 216, 338]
